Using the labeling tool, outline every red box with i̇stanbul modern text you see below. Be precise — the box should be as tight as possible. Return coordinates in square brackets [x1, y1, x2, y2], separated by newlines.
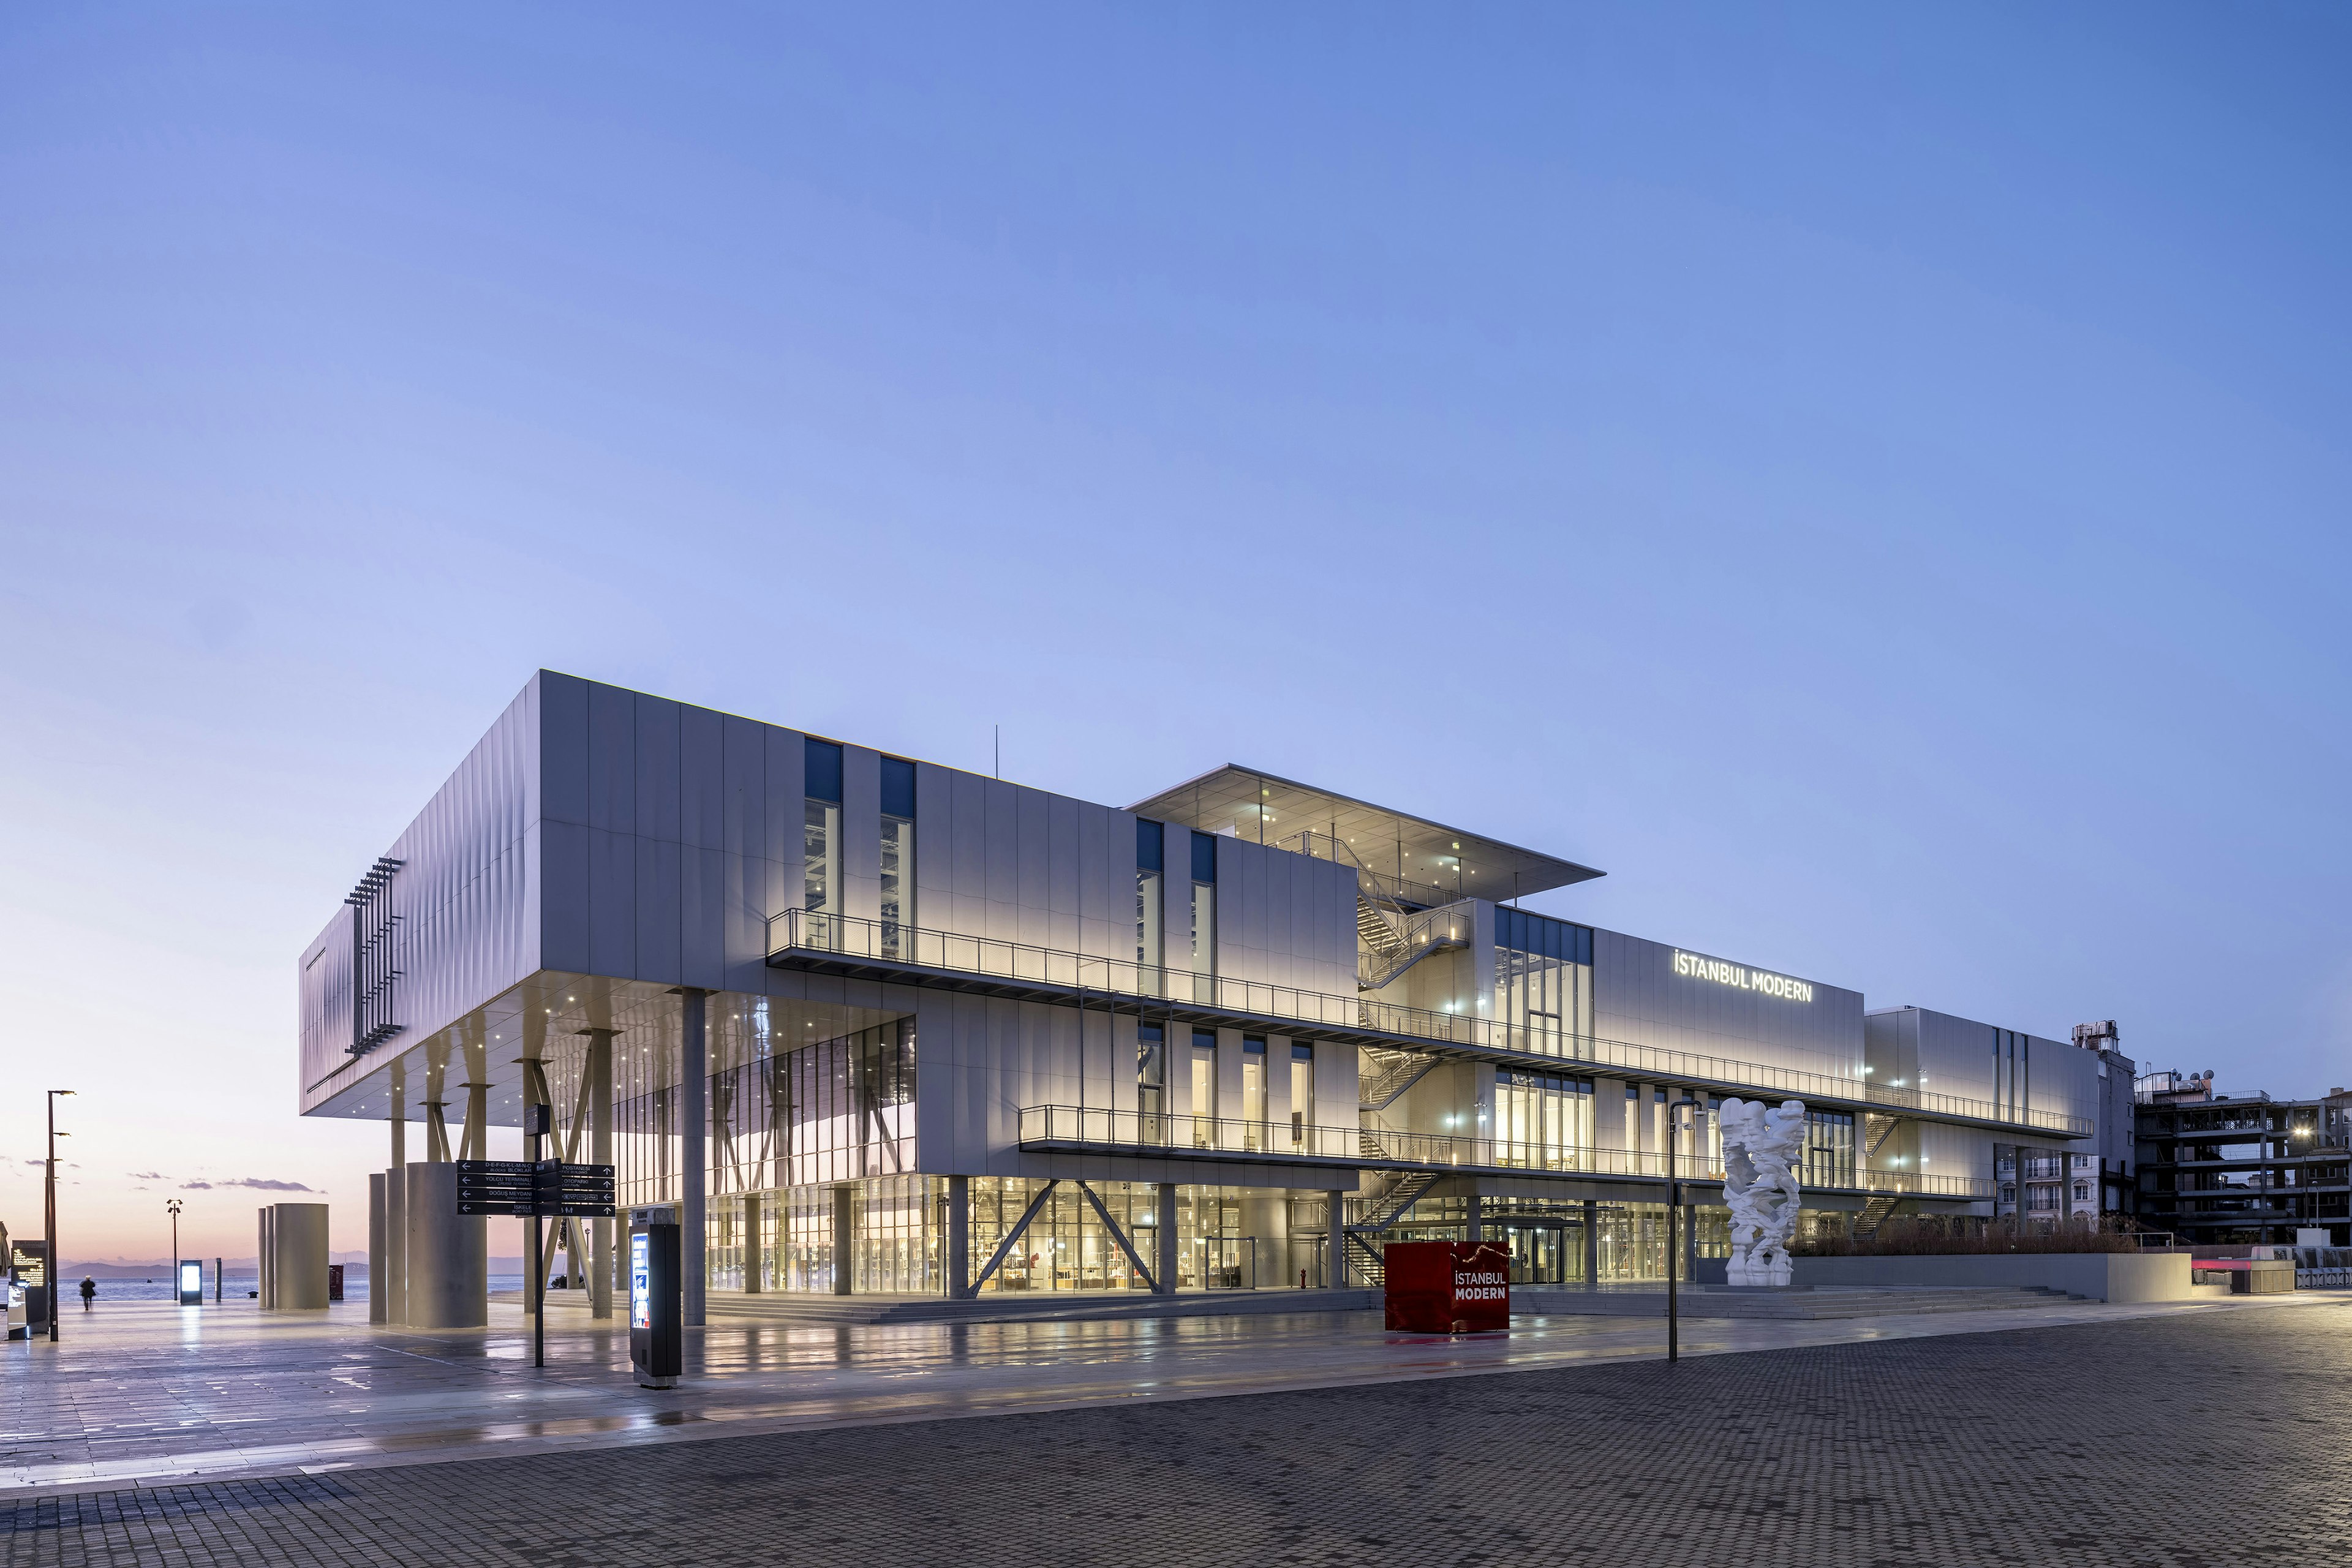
[1382, 1240, 1510, 1333]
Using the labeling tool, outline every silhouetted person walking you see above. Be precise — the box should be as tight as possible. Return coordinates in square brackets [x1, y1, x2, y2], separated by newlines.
[79, 1276, 96, 1312]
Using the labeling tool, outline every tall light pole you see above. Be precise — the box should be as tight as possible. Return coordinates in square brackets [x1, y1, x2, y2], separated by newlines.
[46, 1089, 75, 1343]
[1666, 1095, 1697, 1363]
[168, 1199, 184, 1303]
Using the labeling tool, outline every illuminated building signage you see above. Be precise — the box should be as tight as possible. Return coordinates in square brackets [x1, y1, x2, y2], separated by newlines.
[1673, 950, 1814, 1003]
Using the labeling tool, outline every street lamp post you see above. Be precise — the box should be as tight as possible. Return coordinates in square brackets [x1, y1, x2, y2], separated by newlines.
[46, 1090, 75, 1343]
[1667, 1096, 1698, 1363]
[168, 1199, 184, 1304]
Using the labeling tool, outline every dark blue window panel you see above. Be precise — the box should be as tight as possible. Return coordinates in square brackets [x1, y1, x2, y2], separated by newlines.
[1137, 1022, 1164, 1044]
[1137, 818, 1164, 874]
[879, 756, 916, 819]
[1498, 905, 1594, 963]
[1191, 831, 1218, 883]
[804, 738, 843, 804]
[1191, 1028, 1218, 1051]
[1242, 1036, 1266, 1054]
[1291, 1042, 1314, 1061]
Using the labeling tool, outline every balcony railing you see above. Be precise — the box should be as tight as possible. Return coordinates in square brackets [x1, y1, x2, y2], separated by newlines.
[769, 909, 2090, 1136]
[1014, 1105, 1995, 1197]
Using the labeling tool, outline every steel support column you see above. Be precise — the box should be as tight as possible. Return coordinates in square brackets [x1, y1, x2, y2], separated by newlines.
[583, 1027, 616, 1318]
[1156, 1182, 1179, 1295]
[679, 990, 708, 1327]
[832, 1185, 854, 1296]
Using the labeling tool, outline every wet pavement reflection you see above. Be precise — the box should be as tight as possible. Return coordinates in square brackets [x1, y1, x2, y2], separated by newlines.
[2, 1290, 2316, 1497]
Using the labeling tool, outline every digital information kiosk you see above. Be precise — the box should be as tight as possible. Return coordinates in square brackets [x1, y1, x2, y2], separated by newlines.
[178, 1261, 204, 1307]
[629, 1207, 682, 1389]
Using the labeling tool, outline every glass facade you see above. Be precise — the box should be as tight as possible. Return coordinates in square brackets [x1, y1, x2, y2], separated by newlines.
[1495, 1071, 1595, 1168]
[1804, 1109, 1856, 1191]
[1494, 907, 1594, 1054]
[1137, 1021, 1165, 1121]
[1289, 1042, 1314, 1147]
[620, 1017, 917, 1213]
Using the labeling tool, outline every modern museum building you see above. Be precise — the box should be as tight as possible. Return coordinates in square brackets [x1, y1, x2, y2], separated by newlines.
[301, 673, 2111, 1320]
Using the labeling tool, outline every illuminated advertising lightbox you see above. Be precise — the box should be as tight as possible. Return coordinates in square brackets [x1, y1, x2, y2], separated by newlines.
[630, 1232, 652, 1331]
[178, 1261, 203, 1306]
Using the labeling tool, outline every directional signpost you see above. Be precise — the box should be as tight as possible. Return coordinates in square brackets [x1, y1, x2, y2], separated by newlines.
[456, 1113, 614, 1370]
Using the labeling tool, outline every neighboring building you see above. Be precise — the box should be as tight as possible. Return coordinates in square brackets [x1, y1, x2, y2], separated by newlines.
[2073, 1020, 2138, 1221]
[2135, 1078, 2352, 1248]
[296, 673, 2108, 1310]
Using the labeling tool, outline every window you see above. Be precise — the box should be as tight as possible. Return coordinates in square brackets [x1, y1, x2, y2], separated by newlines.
[1804, 1109, 1856, 1189]
[1241, 1038, 1267, 1149]
[2026, 1185, 2060, 1213]
[1190, 1029, 1218, 1144]
[1496, 1072, 1594, 1170]
[1289, 1043, 1314, 1146]
[880, 757, 915, 959]
[1136, 1023, 1164, 1127]
[1189, 832, 1217, 980]
[1494, 908, 1595, 1054]
[2001, 1184, 2016, 1205]
[2073, 1182, 2090, 1202]
[804, 739, 843, 944]
[1136, 820, 1164, 970]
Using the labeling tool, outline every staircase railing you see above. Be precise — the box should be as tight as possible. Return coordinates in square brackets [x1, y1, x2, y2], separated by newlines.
[1359, 902, 1475, 992]
[1280, 829, 1458, 911]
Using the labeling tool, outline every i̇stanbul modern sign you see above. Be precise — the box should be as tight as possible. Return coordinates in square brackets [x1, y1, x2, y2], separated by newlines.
[1672, 950, 1815, 1003]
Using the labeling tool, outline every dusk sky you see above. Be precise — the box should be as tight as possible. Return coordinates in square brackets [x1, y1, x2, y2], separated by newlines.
[3, 4, 2347, 1261]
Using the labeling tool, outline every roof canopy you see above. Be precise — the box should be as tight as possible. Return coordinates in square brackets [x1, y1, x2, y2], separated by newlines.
[1128, 764, 1604, 907]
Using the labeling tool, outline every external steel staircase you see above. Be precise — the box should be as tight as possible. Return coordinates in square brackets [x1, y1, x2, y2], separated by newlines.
[1360, 1047, 1441, 1113]
[1340, 1164, 1445, 1286]
[1853, 1114, 1909, 1239]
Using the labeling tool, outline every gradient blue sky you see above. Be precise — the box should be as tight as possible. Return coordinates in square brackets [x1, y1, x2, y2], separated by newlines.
[4, 4, 2347, 1256]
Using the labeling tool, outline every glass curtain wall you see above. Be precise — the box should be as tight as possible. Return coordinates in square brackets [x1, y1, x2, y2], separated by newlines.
[966, 1181, 1250, 1294]
[1804, 1109, 1856, 1190]
[620, 1016, 916, 1212]
[1496, 1071, 1595, 1168]
[1137, 1022, 1165, 1126]
[805, 737, 843, 946]
[879, 756, 915, 958]
[1495, 907, 1594, 1057]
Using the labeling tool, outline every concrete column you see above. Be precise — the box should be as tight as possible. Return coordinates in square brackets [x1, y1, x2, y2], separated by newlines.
[1583, 1197, 1599, 1287]
[390, 1065, 407, 1168]
[270, 1203, 331, 1310]
[832, 1185, 856, 1295]
[459, 1082, 489, 1164]
[681, 991, 708, 1327]
[385, 1166, 409, 1324]
[403, 1163, 488, 1329]
[584, 1028, 616, 1319]
[1327, 1188, 1348, 1289]
[743, 1191, 763, 1294]
[1156, 1182, 1179, 1295]
[368, 1175, 388, 1325]
[947, 1175, 970, 1298]
[1465, 1191, 1483, 1245]
[257, 1208, 274, 1308]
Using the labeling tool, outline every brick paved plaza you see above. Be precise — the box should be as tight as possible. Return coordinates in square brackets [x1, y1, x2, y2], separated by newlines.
[9, 1300, 2350, 1568]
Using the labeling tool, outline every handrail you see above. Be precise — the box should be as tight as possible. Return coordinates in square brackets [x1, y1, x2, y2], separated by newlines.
[1280, 828, 1460, 910]
[1360, 900, 1475, 990]
[769, 910, 2092, 1136]
[1014, 1105, 1996, 1197]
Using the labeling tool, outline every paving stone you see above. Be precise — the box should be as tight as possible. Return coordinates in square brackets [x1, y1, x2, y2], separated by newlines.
[8, 1303, 2350, 1567]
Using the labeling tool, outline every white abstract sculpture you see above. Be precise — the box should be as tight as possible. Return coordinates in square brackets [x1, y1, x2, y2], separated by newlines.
[1720, 1098, 1806, 1286]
